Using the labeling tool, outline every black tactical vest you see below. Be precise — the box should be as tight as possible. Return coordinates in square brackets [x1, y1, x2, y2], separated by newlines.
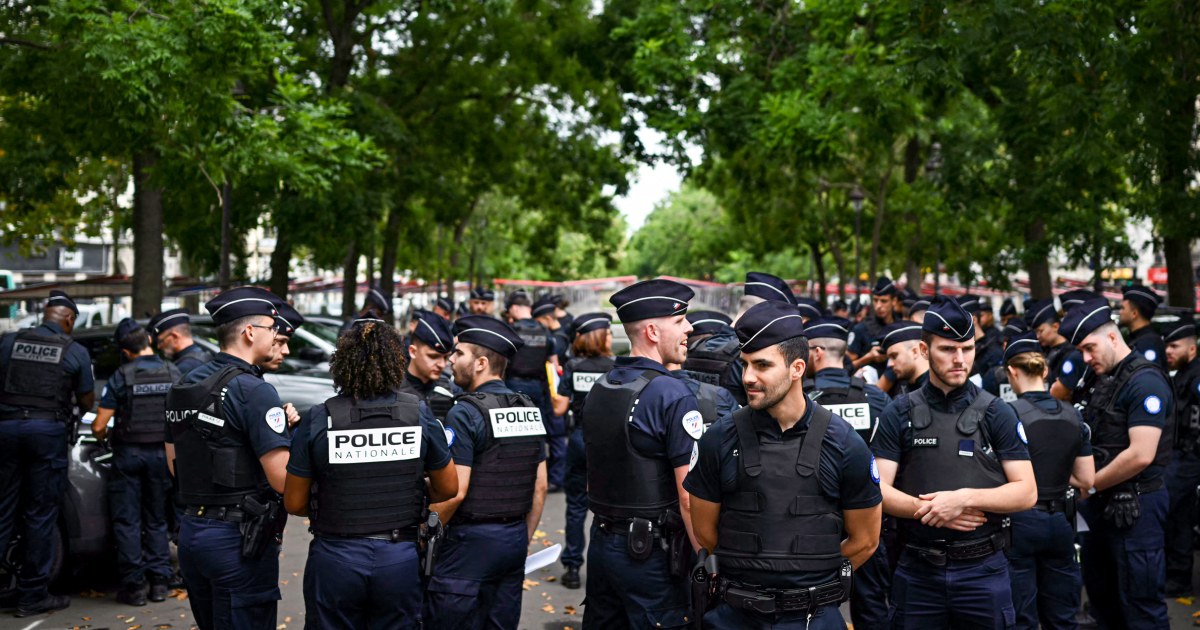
[165, 365, 267, 505]
[396, 373, 457, 422]
[174, 345, 214, 371]
[806, 376, 873, 438]
[114, 360, 180, 444]
[1010, 397, 1081, 502]
[311, 394, 426, 536]
[694, 381, 724, 427]
[0, 329, 75, 420]
[510, 319, 550, 379]
[682, 334, 743, 403]
[454, 391, 545, 520]
[1083, 355, 1172, 475]
[1174, 359, 1200, 454]
[716, 405, 844, 579]
[895, 389, 1007, 543]
[565, 355, 615, 420]
[583, 370, 679, 520]
[991, 365, 1016, 403]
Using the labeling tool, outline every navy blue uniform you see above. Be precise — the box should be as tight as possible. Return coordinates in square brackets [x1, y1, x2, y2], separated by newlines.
[1127, 325, 1167, 369]
[507, 324, 565, 488]
[556, 359, 610, 571]
[583, 356, 700, 629]
[849, 317, 890, 371]
[686, 404, 881, 629]
[424, 379, 545, 630]
[169, 353, 291, 630]
[289, 395, 451, 628]
[1078, 354, 1174, 630]
[1006, 391, 1091, 630]
[173, 343, 212, 379]
[0, 322, 93, 607]
[872, 381, 1030, 628]
[99, 355, 174, 589]
[1052, 349, 1086, 392]
[1167, 357, 1200, 595]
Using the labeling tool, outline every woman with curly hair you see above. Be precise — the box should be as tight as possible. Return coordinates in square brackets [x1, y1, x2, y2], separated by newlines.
[284, 319, 457, 628]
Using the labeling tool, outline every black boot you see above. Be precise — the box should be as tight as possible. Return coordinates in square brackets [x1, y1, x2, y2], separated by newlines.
[116, 583, 147, 607]
[561, 566, 581, 589]
[148, 577, 170, 603]
[13, 594, 70, 617]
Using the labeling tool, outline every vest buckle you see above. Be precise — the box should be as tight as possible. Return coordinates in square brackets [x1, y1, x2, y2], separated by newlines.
[196, 505, 207, 517]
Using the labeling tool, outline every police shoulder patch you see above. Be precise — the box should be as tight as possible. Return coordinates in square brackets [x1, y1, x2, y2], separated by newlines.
[689, 442, 699, 471]
[682, 410, 704, 440]
[1062, 360, 1074, 375]
[1145, 349, 1158, 362]
[869, 455, 880, 484]
[444, 426, 456, 447]
[1144, 395, 1163, 415]
[1017, 421, 1028, 445]
[265, 406, 286, 433]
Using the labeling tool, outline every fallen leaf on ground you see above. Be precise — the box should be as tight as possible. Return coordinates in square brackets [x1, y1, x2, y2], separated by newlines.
[523, 579, 539, 591]
[564, 605, 577, 615]
[80, 590, 106, 598]
[533, 530, 547, 539]
[546, 576, 557, 582]
[556, 529, 565, 534]
[542, 540, 553, 547]
[171, 589, 189, 601]
[1179, 596, 1195, 605]
[542, 604, 555, 614]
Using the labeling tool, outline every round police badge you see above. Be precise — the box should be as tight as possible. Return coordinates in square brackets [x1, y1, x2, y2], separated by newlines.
[1145, 349, 1158, 363]
[869, 456, 880, 484]
[265, 407, 286, 433]
[682, 410, 704, 440]
[1144, 395, 1163, 415]
[444, 426, 456, 446]
[1017, 421, 1028, 445]
[1062, 361, 1074, 375]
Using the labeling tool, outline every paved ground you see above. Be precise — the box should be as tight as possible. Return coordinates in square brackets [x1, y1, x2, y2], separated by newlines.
[4, 490, 1200, 629]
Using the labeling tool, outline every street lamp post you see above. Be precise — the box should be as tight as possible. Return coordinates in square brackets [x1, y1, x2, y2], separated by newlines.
[850, 185, 865, 296]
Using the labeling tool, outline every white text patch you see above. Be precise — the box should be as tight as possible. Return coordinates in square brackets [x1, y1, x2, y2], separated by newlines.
[825, 403, 872, 431]
[328, 427, 422, 464]
[489, 406, 546, 438]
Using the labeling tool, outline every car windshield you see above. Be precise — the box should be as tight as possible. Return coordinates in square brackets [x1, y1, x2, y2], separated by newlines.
[305, 321, 341, 345]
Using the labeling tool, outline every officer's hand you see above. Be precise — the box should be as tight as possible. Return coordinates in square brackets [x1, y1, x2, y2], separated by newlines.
[91, 421, 107, 441]
[941, 507, 987, 532]
[1103, 491, 1140, 529]
[284, 403, 300, 429]
[915, 490, 973, 528]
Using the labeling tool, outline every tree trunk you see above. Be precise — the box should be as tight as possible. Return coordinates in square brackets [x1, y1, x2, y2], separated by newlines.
[901, 137, 923, 290]
[906, 261, 922, 291]
[341, 240, 358, 319]
[379, 204, 404, 305]
[868, 172, 890, 283]
[219, 181, 232, 290]
[820, 218, 848, 300]
[364, 241, 375, 290]
[446, 214, 472, 306]
[132, 152, 164, 316]
[269, 226, 291, 299]
[1164, 236, 1195, 308]
[809, 240, 827, 304]
[1025, 219, 1052, 299]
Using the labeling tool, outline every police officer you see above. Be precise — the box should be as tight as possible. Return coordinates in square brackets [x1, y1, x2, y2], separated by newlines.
[396, 309, 459, 422]
[796, 297, 823, 323]
[682, 307, 746, 406]
[433, 296, 455, 321]
[552, 312, 616, 590]
[341, 288, 393, 334]
[581, 278, 701, 628]
[802, 316, 891, 629]
[686, 301, 882, 629]
[1002, 331, 1095, 630]
[1000, 297, 1019, 328]
[149, 308, 213, 377]
[907, 296, 932, 324]
[849, 276, 900, 374]
[261, 302, 303, 374]
[283, 319, 458, 628]
[982, 318, 1030, 402]
[1120, 284, 1167, 369]
[1023, 299, 1082, 402]
[91, 319, 181, 607]
[501, 289, 530, 324]
[165, 287, 297, 630]
[1163, 316, 1200, 597]
[872, 297, 1036, 628]
[670, 311, 740, 426]
[424, 315, 548, 630]
[508, 295, 564, 491]
[0, 290, 93, 617]
[958, 295, 1003, 383]
[1060, 298, 1174, 629]
[875, 321, 929, 398]
[742, 271, 797, 311]
[468, 287, 496, 317]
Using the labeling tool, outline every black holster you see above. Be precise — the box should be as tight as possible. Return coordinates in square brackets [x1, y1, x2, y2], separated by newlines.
[659, 510, 689, 578]
[1065, 487, 1078, 533]
[419, 511, 443, 579]
[691, 550, 718, 628]
[239, 494, 283, 559]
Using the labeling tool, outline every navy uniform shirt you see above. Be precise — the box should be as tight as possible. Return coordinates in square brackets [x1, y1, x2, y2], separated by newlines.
[872, 380, 1031, 466]
[602, 356, 702, 468]
[1127, 325, 1167, 369]
[1016, 390, 1092, 458]
[811, 368, 890, 438]
[849, 317, 890, 367]
[443, 379, 547, 468]
[401, 370, 462, 399]
[670, 369, 740, 425]
[685, 402, 881, 588]
[287, 394, 451, 478]
[165, 352, 291, 457]
[973, 335, 1005, 378]
[1100, 352, 1174, 480]
[0, 321, 94, 424]
[1174, 358, 1200, 449]
[99, 354, 171, 410]
[172, 344, 211, 379]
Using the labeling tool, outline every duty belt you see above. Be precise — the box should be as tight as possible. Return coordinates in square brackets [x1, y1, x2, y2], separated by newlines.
[1033, 498, 1068, 513]
[1107, 477, 1164, 497]
[717, 574, 849, 615]
[452, 514, 526, 525]
[315, 529, 418, 543]
[595, 517, 665, 538]
[185, 506, 246, 523]
[905, 528, 1010, 567]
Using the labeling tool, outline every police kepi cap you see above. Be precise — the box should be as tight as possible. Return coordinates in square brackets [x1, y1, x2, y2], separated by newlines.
[744, 272, 796, 305]
[1059, 290, 1100, 310]
[956, 295, 981, 315]
[1003, 331, 1043, 364]
[1122, 284, 1161, 318]
[453, 315, 524, 359]
[922, 296, 975, 342]
[470, 286, 496, 301]
[114, 317, 143, 344]
[909, 296, 933, 315]
[148, 308, 190, 336]
[434, 296, 453, 314]
[1059, 298, 1113, 346]
[1003, 318, 1030, 342]
[571, 312, 613, 338]
[736, 301, 805, 353]
[1024, 299, 1058, 329]
[687, 311, 731, 337]
[803, 316, 852, 342]
[273, 302, 305, 336]
[872, 276, 898, 297]
[412, 309, 454, 354]
[610, 279, 693, 323]
[504, 289, 531, 309]
[205, 287, 279, 326]
[1162, 315, 1196, 344]
[364, 288, 392, 315]
[796, 297, 823, 320]
[532, 296, 558, 318]
[878, 321, 923, 352]
[1000, 297, 1018, 318]
[46, 289, 78, 314]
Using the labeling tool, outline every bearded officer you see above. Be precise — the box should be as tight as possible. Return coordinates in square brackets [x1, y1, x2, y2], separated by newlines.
[1163, 316, 1200, 597]
[1120, 284, 1167, 369]
[0, 290, 93, 617]
[1060, 298, 1173, 629]
[165, 287, 298, 630]
[91, 319, 181, 607]
[801, 316, 891, 629]
[875, 321, 929, 398]
[581, 278, 701, 629]
[686, 301, 881, 629]
[396, 309, 459, 422]
[149, 308, 213, 378]
[468, 287, 496, 317]
[424, 315, 548, 630]
[872, 297, 1036, 628]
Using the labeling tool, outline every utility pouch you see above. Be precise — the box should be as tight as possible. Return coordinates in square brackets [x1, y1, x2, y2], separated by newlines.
[239, 495, 279, 560]
[667, 527, 689, 578]
[627, 517, 654, 561]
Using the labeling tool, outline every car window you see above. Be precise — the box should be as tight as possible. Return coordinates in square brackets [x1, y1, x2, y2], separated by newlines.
[75, 334, 121, 381]
[306, 323, 341, 345]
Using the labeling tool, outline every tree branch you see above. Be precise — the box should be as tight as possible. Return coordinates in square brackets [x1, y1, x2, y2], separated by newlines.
[0, 37, 51, 50]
